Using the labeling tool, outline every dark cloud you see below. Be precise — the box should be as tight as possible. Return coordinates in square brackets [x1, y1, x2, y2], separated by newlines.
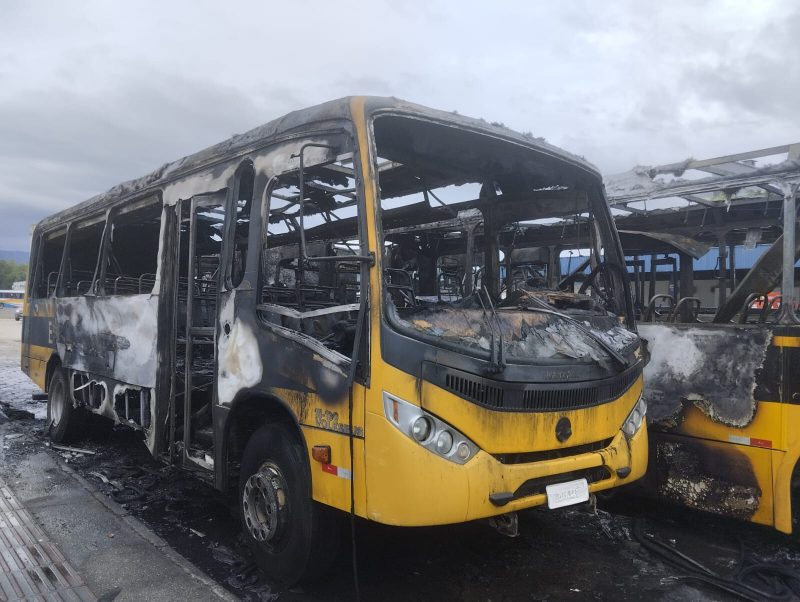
[1, 1, 799, 252]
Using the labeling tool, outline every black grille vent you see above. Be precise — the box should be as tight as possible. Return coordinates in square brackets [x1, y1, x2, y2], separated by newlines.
[445, 373, 504, 408]
[427, 363, 641, 413]
[494, 438, 613, 465]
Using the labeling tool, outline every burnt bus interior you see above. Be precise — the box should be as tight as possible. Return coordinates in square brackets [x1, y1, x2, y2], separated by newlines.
[257, 153, 364, 360]
[33, 228, 67, 297]
[367, 114, 638, 372]
[175, 195, 225, 464]
[602, 144, 800, 530]
[62, 218, 104, 296]
[603, 143, 800, 325]
[101, 203, 161, 295]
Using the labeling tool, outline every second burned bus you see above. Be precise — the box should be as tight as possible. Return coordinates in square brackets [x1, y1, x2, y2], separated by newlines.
[21, 97, 647, 583]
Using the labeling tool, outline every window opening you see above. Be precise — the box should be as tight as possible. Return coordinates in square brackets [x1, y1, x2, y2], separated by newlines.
[104, 203, 162, 295]
[373, 115, 633, 369]
[63, 219, 105, 296]
[259, 153, 363, 359]
[33, 229, 66, 298]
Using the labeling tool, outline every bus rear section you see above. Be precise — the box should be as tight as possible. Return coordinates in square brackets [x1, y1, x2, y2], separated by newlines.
[20, 97, 648, 585]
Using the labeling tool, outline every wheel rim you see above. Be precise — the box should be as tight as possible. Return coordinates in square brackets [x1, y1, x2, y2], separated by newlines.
[242, 462, 288, 544]
[50, 378, 66, 428]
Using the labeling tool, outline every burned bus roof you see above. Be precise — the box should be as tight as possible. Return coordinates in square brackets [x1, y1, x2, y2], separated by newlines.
[35, 96, 601, 231]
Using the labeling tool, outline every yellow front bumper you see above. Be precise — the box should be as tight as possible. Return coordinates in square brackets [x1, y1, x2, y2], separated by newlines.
[364, 410, 648, 526]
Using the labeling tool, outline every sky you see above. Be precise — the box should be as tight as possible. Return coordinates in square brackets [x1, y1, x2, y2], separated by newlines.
[1, 0, 798, 252]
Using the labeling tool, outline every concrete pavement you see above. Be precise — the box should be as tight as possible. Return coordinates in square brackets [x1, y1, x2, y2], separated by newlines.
[0, 317, 236, 601]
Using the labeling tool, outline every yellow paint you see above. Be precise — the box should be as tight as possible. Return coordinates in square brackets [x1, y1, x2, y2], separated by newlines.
[364, 409, 647, 525]
[676, 401, 786, 451]
[773, 335, 800, 348]
[302, 426, 366, 514]
[423, 376, 643, 454]
[349, 97, 648, 526]
[21, 343, 54, 390]
[667, 398, 799, 534]
[773, 403, 800, 534]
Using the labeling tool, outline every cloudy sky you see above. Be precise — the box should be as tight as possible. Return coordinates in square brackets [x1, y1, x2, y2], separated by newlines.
[1, 0, 798, 252]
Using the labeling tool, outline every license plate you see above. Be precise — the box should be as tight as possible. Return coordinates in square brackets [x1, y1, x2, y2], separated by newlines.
[546, 478, 589, 509]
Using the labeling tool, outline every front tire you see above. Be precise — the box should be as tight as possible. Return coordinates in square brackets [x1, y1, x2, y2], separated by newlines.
[239, 423, 342, 585]
[47, 367, 82, 443]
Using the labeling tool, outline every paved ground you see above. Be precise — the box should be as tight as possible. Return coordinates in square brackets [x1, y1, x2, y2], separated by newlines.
[1, 317, 799, 601]
[0, 319, 233, 601]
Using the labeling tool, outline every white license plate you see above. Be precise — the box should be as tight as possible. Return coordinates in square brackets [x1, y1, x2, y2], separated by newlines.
[545, 478, 589, 509]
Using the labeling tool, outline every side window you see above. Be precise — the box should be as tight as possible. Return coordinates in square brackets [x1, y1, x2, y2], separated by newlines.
[104, 203, 162, 295]
[230, 162, 254, 288]
[63, 218, 105, 296]
[259, 151, 363, 359]
[33, 229, 66, 298]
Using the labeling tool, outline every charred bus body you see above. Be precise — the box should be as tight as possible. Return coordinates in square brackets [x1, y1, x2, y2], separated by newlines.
[21, 97, 647, 583]
[605, 144, 800, 534]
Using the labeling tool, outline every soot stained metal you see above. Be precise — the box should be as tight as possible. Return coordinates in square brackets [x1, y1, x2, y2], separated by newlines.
[639, 324, 771, 428]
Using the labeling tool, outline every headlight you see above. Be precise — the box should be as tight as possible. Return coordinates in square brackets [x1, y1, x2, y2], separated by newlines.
[411, 416, 432, 441]
[622, 396, 647, 438]
[383, 392, 479, 464]
[436, 431, 454, 454]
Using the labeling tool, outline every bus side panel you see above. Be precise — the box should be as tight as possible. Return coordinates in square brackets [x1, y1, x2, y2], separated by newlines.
[639, 323, 772, 429]
[21, 298, 57, 391]
[648, 432, 775, 527]
[773, 341, 800, 533]
[54, 294, 158, 388]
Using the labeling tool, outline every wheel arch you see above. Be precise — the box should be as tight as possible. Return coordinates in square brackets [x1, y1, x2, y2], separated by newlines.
[44, 353, 62, 392]
[219, 391, 308, 493]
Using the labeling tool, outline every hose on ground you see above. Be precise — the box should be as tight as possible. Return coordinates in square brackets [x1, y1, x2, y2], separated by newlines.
[633, 518, 800, 601]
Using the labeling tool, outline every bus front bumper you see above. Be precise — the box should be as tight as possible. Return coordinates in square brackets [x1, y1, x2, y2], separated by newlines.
[364, 410, 648, 526]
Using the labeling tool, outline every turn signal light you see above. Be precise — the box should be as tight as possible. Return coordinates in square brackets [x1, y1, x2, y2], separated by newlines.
[312, 445, 331, 464]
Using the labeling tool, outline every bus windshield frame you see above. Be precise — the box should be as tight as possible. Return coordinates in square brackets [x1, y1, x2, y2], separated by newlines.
[370, 112, 637, 373]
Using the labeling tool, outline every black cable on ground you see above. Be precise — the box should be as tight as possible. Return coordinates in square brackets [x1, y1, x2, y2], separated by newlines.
[633, 517, 800, 601]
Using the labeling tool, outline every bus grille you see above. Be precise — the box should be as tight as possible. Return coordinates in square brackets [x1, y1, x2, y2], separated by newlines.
[428, 363, 640, 413]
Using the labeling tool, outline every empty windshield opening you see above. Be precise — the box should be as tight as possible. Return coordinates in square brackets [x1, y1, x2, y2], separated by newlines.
[372, 114, 634, 366]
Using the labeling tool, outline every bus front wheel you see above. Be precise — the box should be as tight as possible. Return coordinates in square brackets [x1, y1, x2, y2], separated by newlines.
[47, 368, 81, 443]
[238, 423, 341, 586]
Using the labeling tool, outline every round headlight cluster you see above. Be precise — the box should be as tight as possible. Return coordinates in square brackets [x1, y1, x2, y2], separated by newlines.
[622, 397, 647, 438]
[436, 430, 453, 454]
[383, 391, 478, 464]
[411, 416, 432, 441]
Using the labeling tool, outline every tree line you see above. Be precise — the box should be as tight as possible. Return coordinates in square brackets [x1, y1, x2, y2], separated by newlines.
[0, 260, 28, 289]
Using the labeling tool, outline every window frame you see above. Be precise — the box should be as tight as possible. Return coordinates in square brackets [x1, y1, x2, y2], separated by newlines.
[100, 194, 163, 297]
[30, 226, 68, 299]
[255, 131, 371, 380]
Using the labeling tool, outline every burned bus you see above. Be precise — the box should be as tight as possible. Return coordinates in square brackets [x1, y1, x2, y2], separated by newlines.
[21, 97, 646, 583]
[605, 144, 800, 534]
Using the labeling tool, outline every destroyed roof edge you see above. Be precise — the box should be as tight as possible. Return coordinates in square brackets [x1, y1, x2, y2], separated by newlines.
[35, 96, 600, 231]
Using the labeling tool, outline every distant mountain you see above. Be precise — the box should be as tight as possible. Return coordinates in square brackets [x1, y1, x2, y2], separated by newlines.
[0, 250, 30, 264]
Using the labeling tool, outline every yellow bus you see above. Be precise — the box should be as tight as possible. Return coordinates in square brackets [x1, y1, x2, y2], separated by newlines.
[21, 97, 647, 583]
[605, 145, 800, 535]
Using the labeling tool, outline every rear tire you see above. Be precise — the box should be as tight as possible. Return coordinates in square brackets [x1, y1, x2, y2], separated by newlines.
[47, 368, 82, 443]
[238, 423, 342, 585]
